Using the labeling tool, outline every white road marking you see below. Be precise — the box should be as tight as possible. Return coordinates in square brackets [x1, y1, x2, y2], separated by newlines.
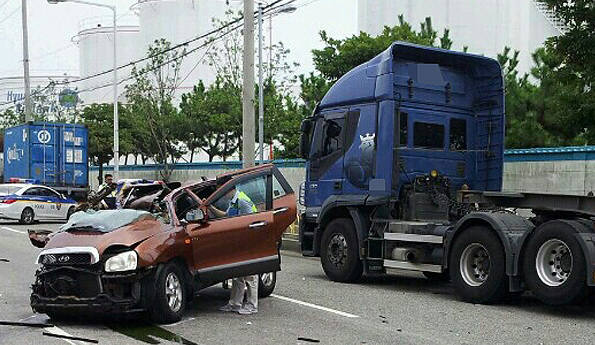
[271, 294, 359, 318]
[1, 226, 27, 235]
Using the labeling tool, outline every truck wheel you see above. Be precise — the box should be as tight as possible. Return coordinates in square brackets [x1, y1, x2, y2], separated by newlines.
[20, 208, 35, 225]
[522, 220, 588, 305]
[149, 263, 186, 324]
[450, 226, 507, 304]
[258, 272, 276, 298]
[423, 271, 450, 282]
[320, 218, 363, 283]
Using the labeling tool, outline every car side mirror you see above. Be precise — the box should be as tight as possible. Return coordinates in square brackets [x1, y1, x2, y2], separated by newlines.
[28, 229, 53, 248]
[185, 209, 206, 224]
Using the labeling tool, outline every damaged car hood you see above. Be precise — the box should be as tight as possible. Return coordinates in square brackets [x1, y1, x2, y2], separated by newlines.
[43, 210, 170, 255]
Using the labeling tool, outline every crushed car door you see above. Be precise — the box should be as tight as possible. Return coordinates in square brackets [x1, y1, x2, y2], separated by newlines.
[190, 168, 279, 283]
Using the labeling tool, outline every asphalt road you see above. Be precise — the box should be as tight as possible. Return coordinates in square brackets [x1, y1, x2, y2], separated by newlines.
[1, 221, 595, 345]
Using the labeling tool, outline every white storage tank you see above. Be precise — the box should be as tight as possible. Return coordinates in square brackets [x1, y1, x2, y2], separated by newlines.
[75, 15, 141, 105]
[357, 0, 561, 74]
[135, 0, 229, 101]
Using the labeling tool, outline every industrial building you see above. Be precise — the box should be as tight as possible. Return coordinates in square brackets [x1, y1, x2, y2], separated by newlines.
[357, 0, 564, 75]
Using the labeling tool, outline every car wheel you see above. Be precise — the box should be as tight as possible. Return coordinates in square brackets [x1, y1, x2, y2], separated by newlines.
[258, 272, 276, 298]
[320, 218, 363, 283]
[20, 208, 35, 225]
[149, 263, 186, 324]
[522, 220, 588, 305]
[450, 226, 508, 304]
[66, 207, 76, 220]
[423, 270, 450, 282]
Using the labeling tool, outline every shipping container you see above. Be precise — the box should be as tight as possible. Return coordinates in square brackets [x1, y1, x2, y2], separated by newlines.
[3, 122, 88, 195]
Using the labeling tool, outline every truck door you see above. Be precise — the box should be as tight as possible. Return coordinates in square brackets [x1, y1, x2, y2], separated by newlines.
[307, 112, 347, 206]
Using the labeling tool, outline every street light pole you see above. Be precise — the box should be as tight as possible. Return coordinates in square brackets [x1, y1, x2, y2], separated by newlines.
[21, 0, 32, 121]
[47, 0, 118, 178]
[242, 0, 255, 168]
[258, 3, 264, 163]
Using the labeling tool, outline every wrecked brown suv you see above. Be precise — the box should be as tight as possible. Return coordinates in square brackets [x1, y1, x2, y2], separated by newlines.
[28, 165, 296, 323]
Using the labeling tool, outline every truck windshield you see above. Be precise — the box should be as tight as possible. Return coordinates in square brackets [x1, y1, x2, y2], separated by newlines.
[59, 209, 155, 233]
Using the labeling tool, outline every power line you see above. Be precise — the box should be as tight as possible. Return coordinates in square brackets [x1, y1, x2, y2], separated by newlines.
[52, 0, 288, 88]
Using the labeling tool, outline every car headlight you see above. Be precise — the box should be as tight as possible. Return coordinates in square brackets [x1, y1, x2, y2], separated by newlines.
[104, 251, 137, 272]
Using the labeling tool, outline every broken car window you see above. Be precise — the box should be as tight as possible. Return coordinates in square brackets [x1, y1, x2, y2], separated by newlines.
[60, 209, 156, 233]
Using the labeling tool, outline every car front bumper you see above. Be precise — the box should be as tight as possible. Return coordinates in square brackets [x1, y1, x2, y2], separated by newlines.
[30, 265, 155, 315]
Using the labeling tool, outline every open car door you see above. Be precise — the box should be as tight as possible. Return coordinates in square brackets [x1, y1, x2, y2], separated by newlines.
[187, 166, 279, 285]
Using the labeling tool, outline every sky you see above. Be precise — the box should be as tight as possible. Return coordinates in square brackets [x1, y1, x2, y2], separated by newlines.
[0, 0, 357, 78]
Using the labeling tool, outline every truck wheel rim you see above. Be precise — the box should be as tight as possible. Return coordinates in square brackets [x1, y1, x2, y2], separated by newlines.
[328, 233, 347, 268]
[260, 273, 274, 287]
[535, 239, 573, 287]
[460, 243, 491, 287]
[165, 272, 183, 312]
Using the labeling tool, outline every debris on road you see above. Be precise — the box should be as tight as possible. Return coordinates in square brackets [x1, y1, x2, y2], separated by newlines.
[0, 258, 9, 262]
[42, 331, 99, 344]
[0, 320, 54, 328]
[297, 337, 320, 343]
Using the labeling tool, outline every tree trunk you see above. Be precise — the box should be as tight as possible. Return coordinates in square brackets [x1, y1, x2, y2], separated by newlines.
[190, 149, 195, 163]
[134, 155, 138, 165]
[98, 163, 104, 186]
[124, 154, 129, 165]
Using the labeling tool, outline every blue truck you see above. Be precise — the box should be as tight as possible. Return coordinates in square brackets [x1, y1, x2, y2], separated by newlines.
[3, 122, 89, 197]
[298, 42, 595, 305]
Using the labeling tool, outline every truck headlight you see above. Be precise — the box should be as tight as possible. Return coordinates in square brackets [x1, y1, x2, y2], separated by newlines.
[105, 251, 137, 272]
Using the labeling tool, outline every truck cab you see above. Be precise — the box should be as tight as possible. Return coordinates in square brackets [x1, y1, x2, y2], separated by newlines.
[298, 42, 595, 306]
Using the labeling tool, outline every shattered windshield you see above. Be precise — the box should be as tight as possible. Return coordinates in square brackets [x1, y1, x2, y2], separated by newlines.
[59, 209, 155, 233]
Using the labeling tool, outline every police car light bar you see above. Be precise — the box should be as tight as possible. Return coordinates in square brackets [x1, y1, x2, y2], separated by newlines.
[8, 178, 39, 184]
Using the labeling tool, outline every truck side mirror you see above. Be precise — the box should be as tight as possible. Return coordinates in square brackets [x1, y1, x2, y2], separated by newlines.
[299, 119, 312, 159]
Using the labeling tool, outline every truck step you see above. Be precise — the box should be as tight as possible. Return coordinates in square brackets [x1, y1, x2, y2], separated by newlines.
[383, 259, 442, 273]
[384, 232, 443, 244]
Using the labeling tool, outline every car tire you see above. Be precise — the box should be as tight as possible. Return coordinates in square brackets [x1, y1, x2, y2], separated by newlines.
[149, 263, 186, 324]
[449, 226, 508, 304]
[258, 272, 276, 298]
[20, 207, 35, 225]
[320, 218, 363, 283]
[522, 220, 588, 305]
[66, 207, 76, 220]
[423, 270, 450, 282]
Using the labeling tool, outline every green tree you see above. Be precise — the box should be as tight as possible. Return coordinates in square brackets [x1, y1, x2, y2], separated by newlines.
[126, 39, 186, 180]
[312, 16, 454, 82]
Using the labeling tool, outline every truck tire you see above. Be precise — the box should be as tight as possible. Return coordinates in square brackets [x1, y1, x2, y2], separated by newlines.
[522, 220, 588, 305]
[20, 207, 35, 225]
[449, 226, 507, 304]
[149, 263, 186, 324]
[320, 218, 363, 283]
[258, 272, 276, 298]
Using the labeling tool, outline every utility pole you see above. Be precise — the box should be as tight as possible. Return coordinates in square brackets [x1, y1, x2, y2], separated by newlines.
[242, 0, 255, 168]
[258, 3, 264, 163]
[21, 0, 32, 121]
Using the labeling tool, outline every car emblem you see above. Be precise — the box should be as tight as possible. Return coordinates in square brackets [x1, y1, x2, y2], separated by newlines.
[43, 254, 57, 264]
[58, 255, 70, 263]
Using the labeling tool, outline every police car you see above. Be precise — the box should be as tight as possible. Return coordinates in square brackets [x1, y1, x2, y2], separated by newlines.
[0, 182, 77, 224]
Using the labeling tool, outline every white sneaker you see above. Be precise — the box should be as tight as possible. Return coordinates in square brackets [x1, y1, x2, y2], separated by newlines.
[237, 307, 258, 315]
[219, 304, 241, 312]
